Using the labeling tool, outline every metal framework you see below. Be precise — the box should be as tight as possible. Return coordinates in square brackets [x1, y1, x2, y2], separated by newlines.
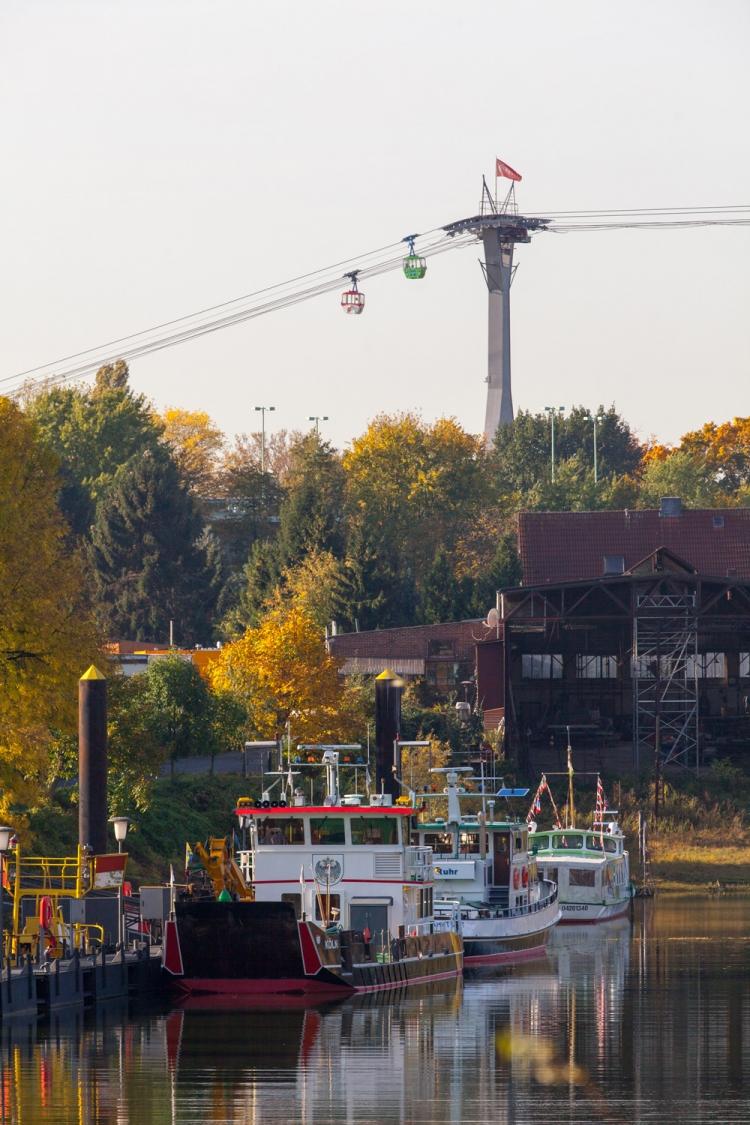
[632, 592, 699, 772]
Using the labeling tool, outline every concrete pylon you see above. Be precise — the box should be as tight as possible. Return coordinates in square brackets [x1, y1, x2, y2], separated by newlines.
[482, 228, 515, 445]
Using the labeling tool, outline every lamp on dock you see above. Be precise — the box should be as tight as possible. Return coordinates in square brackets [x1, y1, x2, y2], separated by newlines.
[0, 826, 16, 971]
[109, 816, 131, 950]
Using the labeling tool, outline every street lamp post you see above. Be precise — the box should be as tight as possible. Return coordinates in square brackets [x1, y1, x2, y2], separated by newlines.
[109, 816, 130, 951]
[0, 826, 15, 971]
[544, 406, 565, 482]
[308, 415, 329, 437]
[254, 406, 275, 475]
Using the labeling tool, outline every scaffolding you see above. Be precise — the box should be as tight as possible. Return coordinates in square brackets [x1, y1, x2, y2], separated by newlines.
[632, 591, 699, 772]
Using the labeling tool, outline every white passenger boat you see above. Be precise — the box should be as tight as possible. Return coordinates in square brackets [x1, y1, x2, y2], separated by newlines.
[413, 768, 560, 966]
[527, 748, 632, 924]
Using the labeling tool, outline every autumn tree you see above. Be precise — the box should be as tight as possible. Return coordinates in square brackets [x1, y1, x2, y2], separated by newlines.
[210, 601, 358, 743]
[678, 418, 750, 495]
[0, 398, 99, 822]
[161, 407, 224, 493]
[26, 361, 164, 535]
[636, 449, 722, 509]
[88, 448, 221, 643]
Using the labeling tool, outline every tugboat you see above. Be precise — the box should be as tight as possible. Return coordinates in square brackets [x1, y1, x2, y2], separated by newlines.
[413, 768, 560, 966]
[163, 750, 462, 998]
[527, 741, 632, 924]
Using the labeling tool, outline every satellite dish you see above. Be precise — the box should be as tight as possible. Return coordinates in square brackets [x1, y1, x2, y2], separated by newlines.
[485, 607, 499, 628]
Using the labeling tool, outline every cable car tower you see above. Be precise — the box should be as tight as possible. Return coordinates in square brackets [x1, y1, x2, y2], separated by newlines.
[444, 177, 550, 445]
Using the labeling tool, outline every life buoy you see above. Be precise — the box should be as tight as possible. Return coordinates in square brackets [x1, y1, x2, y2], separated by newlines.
[512, 868, 520, 890]
[362, 925, 372, 944]
[39, 895, 54, 932]
[522, 866, 529, 888]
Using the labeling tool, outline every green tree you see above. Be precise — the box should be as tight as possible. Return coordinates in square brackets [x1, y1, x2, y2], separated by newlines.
[88, 448, 221, 643]
[275, 433, 345, 570]
[636, 449, 721, 508]
[141, 657, 214, 776]
[419, 546, 470, 623]
[26, 362, 164, 535]
[493, 405, 642, 500]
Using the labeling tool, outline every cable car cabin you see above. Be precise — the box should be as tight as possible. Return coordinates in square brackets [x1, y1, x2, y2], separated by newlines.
[341, 287, 365, 315]
[402, 253, 427, 280]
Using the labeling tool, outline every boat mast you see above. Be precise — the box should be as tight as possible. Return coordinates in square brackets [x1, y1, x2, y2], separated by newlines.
[566, 727, 575, 829]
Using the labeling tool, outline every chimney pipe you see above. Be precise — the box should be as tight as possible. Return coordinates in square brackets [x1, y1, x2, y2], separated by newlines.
[79, 665, 108, 854]
[375, 669, 402, 801]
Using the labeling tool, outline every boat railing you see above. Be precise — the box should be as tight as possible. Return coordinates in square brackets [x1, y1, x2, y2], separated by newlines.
[404, 846, 433, 883]
[435, 881, 558, 922]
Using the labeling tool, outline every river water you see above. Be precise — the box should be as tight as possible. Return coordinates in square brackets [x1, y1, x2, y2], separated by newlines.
[1, 897, 748, 1124]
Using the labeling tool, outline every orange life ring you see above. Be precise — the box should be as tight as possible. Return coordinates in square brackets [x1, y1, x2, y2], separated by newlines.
[522, 866, 529, 888]
[512, 868, 520, 890]
[39, 895, 54, 932]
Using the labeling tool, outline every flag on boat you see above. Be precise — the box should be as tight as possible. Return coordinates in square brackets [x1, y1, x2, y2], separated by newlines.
[93, 853, 127, 889]
[496, 157, 522, 182]
[184, 841, 193, 877]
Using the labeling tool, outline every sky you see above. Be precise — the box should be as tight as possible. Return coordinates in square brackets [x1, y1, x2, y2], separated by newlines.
[2, 0, 749, 452]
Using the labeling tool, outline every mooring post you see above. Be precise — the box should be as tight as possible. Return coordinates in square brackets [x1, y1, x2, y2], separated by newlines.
[78, 666, 108, 856]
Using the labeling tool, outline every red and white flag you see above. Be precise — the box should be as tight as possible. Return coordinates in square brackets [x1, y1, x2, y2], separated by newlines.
[93, 853, 128, 889]
[496, 158, 522, 183]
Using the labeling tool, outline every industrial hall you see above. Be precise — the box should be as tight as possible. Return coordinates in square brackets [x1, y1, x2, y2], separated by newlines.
[476, 499, 750, 773]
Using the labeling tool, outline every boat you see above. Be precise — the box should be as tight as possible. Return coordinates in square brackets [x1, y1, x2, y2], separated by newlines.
[163, 749, 463, 998]
[413, 767, 561, 966]
[526, 743, 632, 924]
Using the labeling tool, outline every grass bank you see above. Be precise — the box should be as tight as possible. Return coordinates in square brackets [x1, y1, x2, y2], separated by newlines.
[29, 774, 250, 885]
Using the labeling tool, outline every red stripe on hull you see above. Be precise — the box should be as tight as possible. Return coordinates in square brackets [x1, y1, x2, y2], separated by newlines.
[174, 977, 352, 998]
[464, 943, 548, 967]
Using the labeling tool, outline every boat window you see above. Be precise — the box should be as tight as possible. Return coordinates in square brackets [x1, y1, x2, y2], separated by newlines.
[314, 894, 341, 923]
[552, 834, 584, 850]
[514, 835, 523, 851]
[533, 835, 550, 850]
[310, 817, 346, 846]
[459, 832, 480, 855]
[257, 817, 305, 845]
[281, 892, 302, 919]
[588, 835, 603, 851]
[418, 887, 433, 918]
[603, 837, 618, 853]
[350, 816, 399, 845]
[569, 868, 596, 887]
[544, 866, 558, 885]
[422, 832, 454, 855]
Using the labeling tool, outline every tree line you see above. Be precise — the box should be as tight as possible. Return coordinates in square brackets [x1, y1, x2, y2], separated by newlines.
[3, 362, 749, 823]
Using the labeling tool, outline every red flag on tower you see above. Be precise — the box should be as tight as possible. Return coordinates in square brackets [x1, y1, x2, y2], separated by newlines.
[496, 158, 522, 182]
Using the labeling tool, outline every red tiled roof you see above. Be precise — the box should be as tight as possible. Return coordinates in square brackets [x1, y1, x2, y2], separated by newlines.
[518, 508, 750, 586]
[328, 620, 483, 664]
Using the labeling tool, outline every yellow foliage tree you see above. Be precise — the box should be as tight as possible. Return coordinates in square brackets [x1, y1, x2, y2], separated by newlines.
[679, 417, 750, 493]
[161, 407, 224, 493]
[342, 413, 489, 572]
[210, 601, 359, 743]
[0, 399, 99, 824]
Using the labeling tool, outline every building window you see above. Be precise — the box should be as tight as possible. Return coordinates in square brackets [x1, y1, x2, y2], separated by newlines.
[686, 653, 726, 679]
[576, 655, 618, 679]
[740, 653, 750, 678]
[427, 640, 455, 658]
[522, 654, 563, 680]
[603, 555, 625, 575]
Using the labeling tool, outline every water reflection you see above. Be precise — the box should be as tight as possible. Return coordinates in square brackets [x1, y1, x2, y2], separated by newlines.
[1, 899, 748, 1124]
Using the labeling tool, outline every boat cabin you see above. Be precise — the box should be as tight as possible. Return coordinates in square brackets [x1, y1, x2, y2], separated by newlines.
[416, 815, 539, 910]
[531, 828, 629, 902]
[234, 782, 436, 944]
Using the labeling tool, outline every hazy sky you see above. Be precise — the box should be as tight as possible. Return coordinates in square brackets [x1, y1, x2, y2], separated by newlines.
[2, 1, 748, 451]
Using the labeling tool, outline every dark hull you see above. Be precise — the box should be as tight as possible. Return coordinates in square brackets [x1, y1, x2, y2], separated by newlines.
[463, 928, 551, 967]
[170, 900, 462, 997]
